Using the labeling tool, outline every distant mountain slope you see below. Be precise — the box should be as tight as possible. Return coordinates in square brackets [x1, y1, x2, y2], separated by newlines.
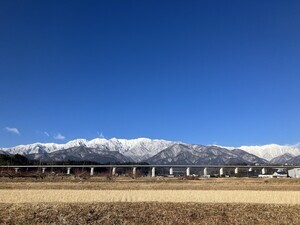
[0, 150, 9, 155]
[237, 144, 300, 161]
[269, 153, 295, 164]
[230, 149, 268, 164]
[26, 146, 131, 164]
[146, 144, 267, 165]
[286, 155, 300, 165]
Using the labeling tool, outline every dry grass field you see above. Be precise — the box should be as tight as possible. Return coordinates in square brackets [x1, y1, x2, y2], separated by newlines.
[0, 177, 299, 224]
[0, 203, 299, 225]
[0, 189, 300, 204]
[1, 176, 300, 190]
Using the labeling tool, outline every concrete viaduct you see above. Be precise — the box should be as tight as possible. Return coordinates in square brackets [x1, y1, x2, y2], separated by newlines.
[1, 165, 300, 177]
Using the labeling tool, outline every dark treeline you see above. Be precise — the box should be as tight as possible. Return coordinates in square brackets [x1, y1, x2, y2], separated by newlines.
[0, 154, 263, 166]
[0, 154, 149, 166]
[0, 154, 32, 165]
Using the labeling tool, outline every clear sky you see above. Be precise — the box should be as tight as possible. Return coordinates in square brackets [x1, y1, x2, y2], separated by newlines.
[1, 0, 300, 147]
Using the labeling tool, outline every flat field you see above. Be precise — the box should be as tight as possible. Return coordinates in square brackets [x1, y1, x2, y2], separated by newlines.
[0, 177, 299, 224]
[1, 203, 300, 225]
[1, 176, 300, 190]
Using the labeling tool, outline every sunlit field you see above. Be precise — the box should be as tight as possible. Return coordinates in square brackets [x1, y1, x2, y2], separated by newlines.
[0, 177, 300, 224]
[0, 189, 300, 204]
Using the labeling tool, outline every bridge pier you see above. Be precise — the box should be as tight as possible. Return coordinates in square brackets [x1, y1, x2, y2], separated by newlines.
[2, 165, 299, 178]
[203, 168, 208, 176]
[186, 167, 190, 176]
[151, 167, 156, 177]
[67, 167, 71, 175]
[235, 167, 239, 174]
[220, 168, 224, 176]
[169, 167, 173, 176]
[67, 168, 71, 175]
[90, 167, 94, 176]
[132, 167, 137, 177]
[112, 167, 116, 176]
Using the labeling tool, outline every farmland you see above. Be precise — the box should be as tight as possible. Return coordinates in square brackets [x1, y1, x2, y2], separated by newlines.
[1, 203, 300, 225]
[0, 177, 300, 224]
[1, 189, 300, 204]
[0, 176, 300, 190]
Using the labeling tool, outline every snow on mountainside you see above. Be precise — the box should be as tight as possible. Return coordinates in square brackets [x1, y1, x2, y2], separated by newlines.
[0, 150, 9, 155]
[1, 138, 174, 162]
[2, 138, 300, 163]
[237, 144, 300, 161]
[217, 144, 300, 161]
[147, 144, 267, 165]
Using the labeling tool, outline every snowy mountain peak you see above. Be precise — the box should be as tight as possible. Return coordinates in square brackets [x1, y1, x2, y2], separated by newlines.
[1, 138, 174, 162]
[237, 144, 300, 161]
[1, 138, 300, 163]
[217, 143, 300, 161]
[65, 139, 88, 147]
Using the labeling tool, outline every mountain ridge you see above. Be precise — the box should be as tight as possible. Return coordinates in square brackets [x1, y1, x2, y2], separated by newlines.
[1, 138, 300, 164]
[146, 144, 268, 165]
[0, 138, 174, 162]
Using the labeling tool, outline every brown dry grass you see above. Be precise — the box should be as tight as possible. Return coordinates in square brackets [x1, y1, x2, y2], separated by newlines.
[0, 177, 300, 191]
[1, 177, 300, 191]
[0, 203, 299, 225]
[0, 189, 299, 204]
[1, 177, 299, 224]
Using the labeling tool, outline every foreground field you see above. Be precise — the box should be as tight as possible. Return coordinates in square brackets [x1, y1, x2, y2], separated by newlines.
[1, 203, 299, 225]
[1, 178, 299, 224]
[0, 189, 299, 204]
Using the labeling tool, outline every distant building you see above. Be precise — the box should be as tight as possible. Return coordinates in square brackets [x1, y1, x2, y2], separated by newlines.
[288, 168, 300, 178]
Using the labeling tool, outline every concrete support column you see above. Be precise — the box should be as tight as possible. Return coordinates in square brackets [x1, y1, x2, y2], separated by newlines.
[67, 168, 71, 175]
[262, 168, 266, 175]
[151, 167, 156, 177]
[248, 168, 253, 172]
[234, 167, 239, 174]
[204, 168, 208, 176]
[169, 167, 173, 175]
[132, 167, 137, 177]
[186, 167, 190, 176]
[14, 168, 19, 173]
[90, 167, 94, 176]
[42, 168, 46, 173]
[112, 167, 116, 176]
[219, 167, 224, 176]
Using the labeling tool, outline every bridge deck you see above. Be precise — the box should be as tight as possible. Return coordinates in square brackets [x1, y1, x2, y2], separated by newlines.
[0, 164, 299, 168]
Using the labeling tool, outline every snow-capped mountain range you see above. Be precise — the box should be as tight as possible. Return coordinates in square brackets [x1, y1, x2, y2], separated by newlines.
[0, 138, 174, 162]
[234, 144, 300, 161]
[1, 138, 300, 164]
[218, 144, 300, 161]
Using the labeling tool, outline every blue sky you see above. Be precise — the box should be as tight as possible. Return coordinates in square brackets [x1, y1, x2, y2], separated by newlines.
[1, 0, 300, 147]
